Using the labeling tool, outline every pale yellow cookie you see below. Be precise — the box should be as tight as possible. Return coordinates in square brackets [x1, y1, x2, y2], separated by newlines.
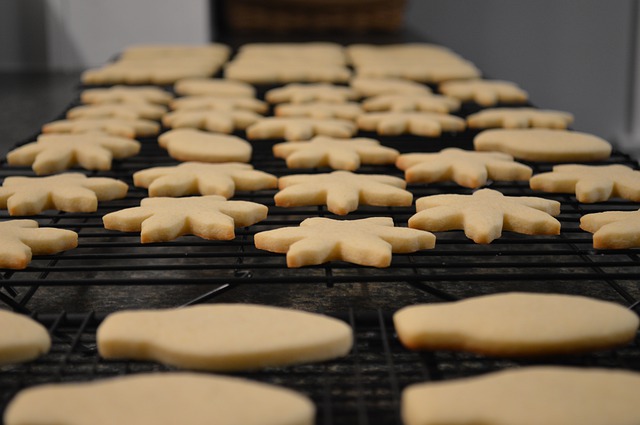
[103, 195, 267, 243]
[254, 217, 435, 267]
[0, 220, 77, 269]
[158, 128, 252, 163]
[246, 117, 356, 141]
[0, 173, 128, 215]
[174, 77, 256, 97]
[362, 93, 461, 113]
[134, 162, 277, 198]
[42, 118, 159, 138]
[5, 372, 314, 425]
[170, 96, 267, 113]
[265, 83, 358, 104]
[225, 61, 351, 84]
[580, 209, 640, 249]
[0, 310, 50, 366]
[357, 112, 465, 136]
[80, 86, 173, 105]
[530, 164, 640, 203]
[273, 136, 399, 170]
[67, 103, 167, 120]
[396, 148, 532, 188]
[162, 109, 262, 133]
[474, 129, 612, 162]
[97, 304, 352, 371]
[394, 292, 639, 356]
[275, 102, 363, 120]
[349, 77, 432, 97]
[467, 107, 574, 129]
[275, 170, 412, 215]
[402, 367, 640, 425]
[409, 188, 560, 244]
[6, 134, 140, 175]
[121, 43, 230, 61]
[237, 42, 346, 64]
[439, 79, 529, 106]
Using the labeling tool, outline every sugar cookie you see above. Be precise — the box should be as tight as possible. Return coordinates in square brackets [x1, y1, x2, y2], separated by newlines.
[42, 118, 159, 138]
[0, 220, 77, 269]
[362, 93, 460, 113]
[67, 103, 167, 120]
[0, 310, 50, 365]
[275, 102, 363, 120]
[580, 209, 640, 249]
[158, 128, 252, 163]
[439, 79, 528, 106]
[170, 96, 267, 113]
[254, 217, 435, 267]
[265, 83, 358, 104]
[162, 109, 262, 133]
[349, 77, 432, 97]
[246, 117, 356, 141]
[174, 77, 256, 97]
[357, 112, 465, 136]
[80, 86, 173, 105]
[467, 107, 573, 129]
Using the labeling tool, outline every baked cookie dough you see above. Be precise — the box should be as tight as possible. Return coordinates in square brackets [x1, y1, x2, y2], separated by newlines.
[580, 209, 640, 249]
[158, 129, 252, 163]
[467, 107, 573, 129]
[0, 310, 50, 365]
[0, 220, 77, 269]
[357, 112, 465, 137]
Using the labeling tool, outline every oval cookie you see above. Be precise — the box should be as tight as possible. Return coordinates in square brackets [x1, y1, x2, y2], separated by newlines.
[394, 292, 639, 356]
[474, 129, 612, 162]
[5, 372, 314, 425]
[0, 310, 50, 366]
[97, 304, 353, 371]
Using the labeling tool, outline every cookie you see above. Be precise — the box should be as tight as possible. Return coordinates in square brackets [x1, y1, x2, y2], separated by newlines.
[349, 77, 432, 97]
[6, 134, 140, 175]
[246, 117, 356, 141]
[439, 79, 528, 106]
[237, 42, 346, 63]
[0, 173, 128, 215]
[5, 373, 314, 425]
[467, 107, 574, 129]
[102, 195, 267, 243]
[357, 112, 465, 136]
[474, 129, 612, 162]
[42, 118, 159, 138]
[254, 217, 435, 267]
[0, 310, 50, 365]
[273, 136, 399, 170]
[174, 77, 256, 98]
[580, 209, 640, 249]
[158, 128, 252, 163]
[120, 43, 230, 61]
[225, 61, 351, 84]
[530, 164, 640, 203]
[0, 220, 78, 269]
[394, 292, 639, 356]
[67, 103, 167, 120]
[275, 170, 412, 215]
[98, 304, 352, 371]
[80, 86, 174, 105]
[133, 162, 277, 198]
[265, 83, 358, 104]
[409, 188, 561, 244]
[162, 109, 262, 133]
[396, 148, 532, 188]
[170, 96, 267, 113]
[402, 367, 640, 425]
[362, 93, 460, 113]
[275, 102, 363, 120]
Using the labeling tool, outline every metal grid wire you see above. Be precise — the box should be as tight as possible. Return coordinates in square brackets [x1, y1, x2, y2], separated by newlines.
[0, 311, 639, 425]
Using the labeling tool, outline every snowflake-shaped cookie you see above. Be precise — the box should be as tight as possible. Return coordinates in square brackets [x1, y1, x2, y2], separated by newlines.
[274, 102, 363, 120]
[246, 117, 356, 141]
[275, 170, 412, 215]
[170, 96, 267, 113]
[439, 79, 528, 106]
[6, 134, 141, 175]
[174, 78, 256, 97]
[409, 188, 561, 244]
[362, 94, 460, 114]
[396, 148, 532, 188]
[225, 61, 351, 84]
[273, 136, 399, 170]
[42, 118, 159, 138]
[158, 129, 252, 163]
[80, 86, 174, 105]
[67, 103, 167, 120]
[0, 220, 78, 269]
[162, 110, 262, 133]
[580, 210, 640, 249]
[357, 112, 465, 136]
[349, 77, 432, 97]
[467, 108, 574, 129]
[265, 84, 358, 104]
[133, 162, 277, 198]
[254, 217, 435, 267]
[531, 164, 640, 203]
[103, 195, 268, 243]
[0, 173, 128, 215]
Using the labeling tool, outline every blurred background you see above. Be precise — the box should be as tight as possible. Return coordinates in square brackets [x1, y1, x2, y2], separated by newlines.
[0, 0, 638, 158]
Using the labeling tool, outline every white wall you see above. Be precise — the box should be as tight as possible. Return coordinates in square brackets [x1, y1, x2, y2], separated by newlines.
[405, 0, 637, 148]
